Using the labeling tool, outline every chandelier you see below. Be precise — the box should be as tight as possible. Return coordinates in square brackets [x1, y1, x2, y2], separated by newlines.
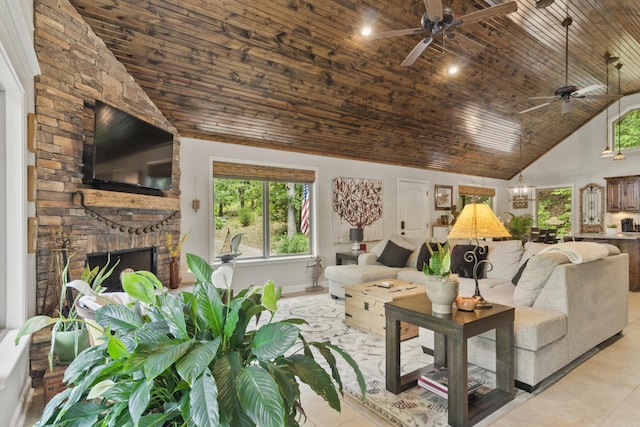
[508, 131, 535, 203]
[613, 62, 625, 161]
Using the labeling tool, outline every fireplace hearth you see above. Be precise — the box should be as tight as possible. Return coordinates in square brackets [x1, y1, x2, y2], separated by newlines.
[86, 247, 157, 292]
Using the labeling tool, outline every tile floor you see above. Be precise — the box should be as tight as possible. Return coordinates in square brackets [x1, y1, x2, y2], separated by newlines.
[25, 292, 640, 427]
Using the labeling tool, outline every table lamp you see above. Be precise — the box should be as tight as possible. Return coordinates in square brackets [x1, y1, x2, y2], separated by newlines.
[447, 203, 511, 308]
[349, 227, 364, 252]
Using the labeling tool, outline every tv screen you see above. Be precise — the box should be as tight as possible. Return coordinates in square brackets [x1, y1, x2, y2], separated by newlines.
[92, 100, 174, 192]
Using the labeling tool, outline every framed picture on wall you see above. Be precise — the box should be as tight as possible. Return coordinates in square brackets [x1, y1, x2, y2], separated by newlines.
[435, 185, 453, 210]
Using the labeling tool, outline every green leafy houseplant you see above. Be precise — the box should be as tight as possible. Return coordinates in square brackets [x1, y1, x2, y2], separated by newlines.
[422, 241, 452, 278]
[506, 212, 534, 241]
[34, 253, 366, 427]
[15, 256, 118, 367]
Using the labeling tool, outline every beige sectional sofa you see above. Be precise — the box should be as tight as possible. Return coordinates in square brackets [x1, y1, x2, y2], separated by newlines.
[324, 237, 629, 390]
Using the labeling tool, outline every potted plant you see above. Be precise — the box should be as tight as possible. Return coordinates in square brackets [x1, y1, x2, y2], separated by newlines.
[423, 241, 459, 314]
[33, 253, 366, 426]
[15, 256, 117, 367]
[606, 224, 618, 235]
[506, 212, 534, 241]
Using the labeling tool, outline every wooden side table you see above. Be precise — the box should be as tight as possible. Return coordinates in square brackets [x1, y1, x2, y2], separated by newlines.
[335, 251, 363, 265]
[385, 295, 514, 427]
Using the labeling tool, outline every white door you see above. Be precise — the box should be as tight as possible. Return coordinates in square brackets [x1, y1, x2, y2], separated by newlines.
[398, 179, 430, 239]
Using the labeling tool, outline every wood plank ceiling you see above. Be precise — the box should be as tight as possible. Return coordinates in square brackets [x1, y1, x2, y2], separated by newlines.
[68, 0, 640, 180]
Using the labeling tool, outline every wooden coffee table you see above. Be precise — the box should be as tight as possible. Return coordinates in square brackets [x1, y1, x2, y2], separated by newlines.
[385, 294, 515, 427]
[344, 279, 424, 340]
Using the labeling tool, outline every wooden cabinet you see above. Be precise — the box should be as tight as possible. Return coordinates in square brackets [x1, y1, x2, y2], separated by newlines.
[606, 176, 640, 212]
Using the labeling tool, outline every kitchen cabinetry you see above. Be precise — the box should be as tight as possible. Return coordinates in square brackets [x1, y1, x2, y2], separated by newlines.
[606, 176, 640, 212]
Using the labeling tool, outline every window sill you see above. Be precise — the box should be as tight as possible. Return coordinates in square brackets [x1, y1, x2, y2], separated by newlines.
[212, 254, 316, 267]
[0, 329, 29, 391]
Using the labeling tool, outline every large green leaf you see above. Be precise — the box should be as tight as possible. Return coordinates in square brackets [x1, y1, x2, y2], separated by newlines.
[56, 401, 105, 425]
[309, 342, 343, 394]
[190, 367, 219, 427]
[261, 280, 278, 313]
[176, 338, 221, 385]
[260, 361, 300, 413]
[159, 293, 188, 339]
[141, 339, 195, 381]
[223, 299, 243, 340]
[121, 271, 157, 305]
[107, 335, 130, 359]
[95, 304, 143, 331]
[282, 354, 340, 411]
[196, 282, 224, 337]
[236, 365, 285, 427]
[129, 378, 153, 425]
[63, 344, 109, 383]
[36, 387, 72, 426]
[213, 352, 253, 427]
[15, 315, 56, 344]
[323, 342, 367, 400]
[253, 322, 298, 360]
[87, 379, 115, 400]
[187, 253, 214, 284]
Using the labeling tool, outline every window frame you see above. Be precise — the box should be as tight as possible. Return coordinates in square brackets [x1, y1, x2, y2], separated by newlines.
[533, 184, 574, 236]
[209, 158, 317, 265]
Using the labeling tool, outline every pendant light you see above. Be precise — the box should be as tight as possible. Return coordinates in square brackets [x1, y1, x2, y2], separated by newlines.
[600, 52, 618, 158]
[508, 131, 535, 202]
[613, 62, 625, 161]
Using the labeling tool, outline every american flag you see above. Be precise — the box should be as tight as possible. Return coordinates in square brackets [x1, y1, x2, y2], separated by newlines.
[300, 184, 310, 236]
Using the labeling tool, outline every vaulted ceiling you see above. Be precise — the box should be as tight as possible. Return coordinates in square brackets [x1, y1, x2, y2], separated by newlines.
[68, 0, 640, 180]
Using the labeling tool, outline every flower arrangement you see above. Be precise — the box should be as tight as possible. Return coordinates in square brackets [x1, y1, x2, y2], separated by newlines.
[166, 231, 189, 257]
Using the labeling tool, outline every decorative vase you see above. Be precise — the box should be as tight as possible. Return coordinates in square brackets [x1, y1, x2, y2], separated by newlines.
[605, 227, 617, 235]
[425, 276, 459, 314]
[53, 327, 90, 363]
[169, 256, 180, 289]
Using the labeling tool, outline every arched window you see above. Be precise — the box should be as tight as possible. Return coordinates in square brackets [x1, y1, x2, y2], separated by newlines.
[613, 108, 640, 151]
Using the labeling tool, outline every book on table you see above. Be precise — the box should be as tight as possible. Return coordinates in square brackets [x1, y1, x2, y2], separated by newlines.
[417, 367, 482, 398]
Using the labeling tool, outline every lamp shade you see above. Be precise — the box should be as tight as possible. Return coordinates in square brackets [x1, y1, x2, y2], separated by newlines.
[447, 203, 511, 239]
[349, 228, 364, 242]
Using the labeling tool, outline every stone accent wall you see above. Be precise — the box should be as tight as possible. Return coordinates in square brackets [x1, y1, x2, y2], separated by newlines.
[32, 0, 182, 376]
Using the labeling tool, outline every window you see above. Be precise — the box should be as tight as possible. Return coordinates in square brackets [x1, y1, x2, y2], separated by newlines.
[457, 185, 494, 209]
[614, 108, 640, 151]
[535, 187, 572, 236]
[212, 161, 314, 261]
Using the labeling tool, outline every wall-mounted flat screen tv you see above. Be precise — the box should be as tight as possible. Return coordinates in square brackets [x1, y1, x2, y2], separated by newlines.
[92, 100, 174, 193]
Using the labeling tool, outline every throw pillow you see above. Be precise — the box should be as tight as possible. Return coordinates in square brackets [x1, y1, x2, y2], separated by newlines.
[416, 242, 443, 271]
[377, 240, 414, 268]
[511, 258, 529, 285]
[450, 245, 488, 279]
[513, 252, 570, 306]
[371, 234, 415, 258]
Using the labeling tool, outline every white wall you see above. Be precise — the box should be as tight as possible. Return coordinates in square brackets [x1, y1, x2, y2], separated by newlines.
[180, 137, 510, 293]
[512, 93, 640, 231]
[0, 0, 40, 426]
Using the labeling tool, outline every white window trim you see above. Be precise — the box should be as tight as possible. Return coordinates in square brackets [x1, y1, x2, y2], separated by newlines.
[208, 156, 318, 265]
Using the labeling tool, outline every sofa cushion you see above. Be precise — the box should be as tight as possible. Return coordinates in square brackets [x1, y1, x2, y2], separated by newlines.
[377, 240, 413, 267]
[477, 306, 566, 351]
[324, 264, 403, 285]
[371, 234, 416, 258]
[486, 240, 524, 280]
[451, 245, 488, 279]
[513, 252, 570, 306]
[511, 259, 529, 285]
[519, 242, 547, 268]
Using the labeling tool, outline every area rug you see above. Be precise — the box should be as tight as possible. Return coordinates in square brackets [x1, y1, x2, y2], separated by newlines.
[270, 293, 597, 426]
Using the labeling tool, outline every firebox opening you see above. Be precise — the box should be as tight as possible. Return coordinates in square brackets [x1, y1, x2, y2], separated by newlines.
[86, 247, 157, 292]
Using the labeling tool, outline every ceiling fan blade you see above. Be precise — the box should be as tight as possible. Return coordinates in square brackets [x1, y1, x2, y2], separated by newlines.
[519, 101, 553, 114]
[528, 96, 558, 100]
[456, 1, 518, 27]
[424, 0, 443, 22]
[367, 27, 424, 40]
[571, 84, 605, 96]
[401, 37, 433, 66]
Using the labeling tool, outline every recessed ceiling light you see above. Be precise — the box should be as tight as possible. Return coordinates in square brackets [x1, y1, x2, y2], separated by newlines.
[448, 65, 459, 75]
[361, 27, 372, 36]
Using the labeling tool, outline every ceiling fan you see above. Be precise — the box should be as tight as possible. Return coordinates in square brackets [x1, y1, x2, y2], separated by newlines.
[519, 16, 619, 114]
[366, 0, 518, 67]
